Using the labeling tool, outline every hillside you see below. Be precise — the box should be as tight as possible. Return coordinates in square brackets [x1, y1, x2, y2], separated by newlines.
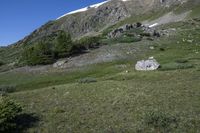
[0, 0, 200, 69]
[11, 0, 195, 46]
[0, 0, 200, 132]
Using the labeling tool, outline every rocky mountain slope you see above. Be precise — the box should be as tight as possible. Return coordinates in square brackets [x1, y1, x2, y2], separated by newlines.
[13, 0, 195, 46]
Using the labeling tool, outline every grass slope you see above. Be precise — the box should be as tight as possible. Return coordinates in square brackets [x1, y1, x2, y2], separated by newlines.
[0, 19, 199, 132]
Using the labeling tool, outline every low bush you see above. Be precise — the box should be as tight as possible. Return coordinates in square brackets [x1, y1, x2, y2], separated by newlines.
[0, 61, 4, 66]
[159, 47, 165, 51]
[118, 36, 142, 43]
[159, 63, 194, 71]
[78, 77, 97, 84]
[136, 22, 142, 27]
[140, 32, 151, 37]
[0, 85, 16, 95]
[0, 96, 22, 132]
[104, 36, 142, 44]
[137, 110, 179, 133]
[175, 59, 188, 63]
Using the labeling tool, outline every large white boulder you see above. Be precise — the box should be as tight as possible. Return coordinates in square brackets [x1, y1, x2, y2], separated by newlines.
[135, 57, 160, 71]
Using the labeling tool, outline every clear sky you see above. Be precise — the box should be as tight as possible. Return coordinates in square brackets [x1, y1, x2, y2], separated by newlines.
[0, 0, 106, 46]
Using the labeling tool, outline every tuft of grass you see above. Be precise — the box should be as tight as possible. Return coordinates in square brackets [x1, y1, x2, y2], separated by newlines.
[101, 36, 142, 45]
[138, 110, 179, 133]
[78, 77, 97, 84]
[175, 59, 188, 64]
[0, 61, 4, 66]
[159, 63, 194, 71]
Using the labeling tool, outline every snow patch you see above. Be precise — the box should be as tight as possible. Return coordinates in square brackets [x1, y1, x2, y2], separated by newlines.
[90, 0, 109, 8]
[149, 23, 159, 28]
[57, 0, 110, 20]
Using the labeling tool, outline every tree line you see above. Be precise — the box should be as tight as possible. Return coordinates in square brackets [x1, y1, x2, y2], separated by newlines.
[21, 31, 101, 65]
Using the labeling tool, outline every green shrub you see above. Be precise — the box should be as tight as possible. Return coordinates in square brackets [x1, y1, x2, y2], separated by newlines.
[138, 111, 179, 133]
[175, 59, 188, 63]
[0, 61, 4, 66]
[140, 32, 151, 37]
[0, 85, 16, 95]
[52, 107, 65, 114]
[159, 63, 194, 71]
[159, 47, 165, 51]
[53, 31, 72, 58]
[76, 36, 101, 48]
[117, 36, 141, 43]
[136, 22, 142, 27]
[21, 42, 55, 65]
[103, 36, 142, 44]
[0, 97, 22, 132]
[78, 77, 97, 84]
[71, 36, 101, 55]
[21, 31, 73, 65]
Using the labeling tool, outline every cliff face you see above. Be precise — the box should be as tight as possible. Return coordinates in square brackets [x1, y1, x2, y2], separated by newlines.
[14, 0, 190, 46]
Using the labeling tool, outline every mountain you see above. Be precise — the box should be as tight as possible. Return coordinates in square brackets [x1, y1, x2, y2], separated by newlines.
[0, 0, 200, 69]
[13, 0, 197, 47]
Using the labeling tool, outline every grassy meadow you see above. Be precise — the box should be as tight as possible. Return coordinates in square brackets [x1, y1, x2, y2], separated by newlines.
[0, 19, 200, 132]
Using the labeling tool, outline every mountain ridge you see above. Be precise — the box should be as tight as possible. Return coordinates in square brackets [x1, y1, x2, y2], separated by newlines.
[13, 0, 192, 47]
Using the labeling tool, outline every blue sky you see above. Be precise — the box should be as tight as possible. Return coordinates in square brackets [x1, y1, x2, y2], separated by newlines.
[0, 0, 106, 46]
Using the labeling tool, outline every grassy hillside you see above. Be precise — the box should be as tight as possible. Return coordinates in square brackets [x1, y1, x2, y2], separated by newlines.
[11, 70, 200, 132]
[0, 1, 200, 132]
[0, 18, 199, 132]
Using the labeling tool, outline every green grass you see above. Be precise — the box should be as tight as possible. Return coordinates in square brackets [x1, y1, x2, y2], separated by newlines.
[10, 69, 200, 132]
[189, 5, 200, 18]
[1, 18, 200, 132]
[0, 61, 129, 92]
[101, 36, 141, 44]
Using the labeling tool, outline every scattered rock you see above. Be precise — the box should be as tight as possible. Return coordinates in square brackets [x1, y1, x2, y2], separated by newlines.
[150, 46, 155, 50]
[107, 22, 165, 40]
[149, 56, 154, 60]
[53, 59, 68, 68]
[187, 40, 193, 43]
[135, 57, 160, 71]
[147, 37, 154, 41]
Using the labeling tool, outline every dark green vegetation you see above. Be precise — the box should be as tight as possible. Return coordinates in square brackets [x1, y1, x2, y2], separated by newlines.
[21, 31, 72, 65]
[138, 111, 179, 132]
[0, 61, 4, 66]
[19, 31, 102, 66]
[0, 85, 16, 95]
[0, 96, 39, 132]
[0, 96, 22, 132]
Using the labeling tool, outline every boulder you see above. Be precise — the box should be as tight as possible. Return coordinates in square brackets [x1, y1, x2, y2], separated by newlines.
[135, 57, 160, 71]
[53, 59, 68, 68]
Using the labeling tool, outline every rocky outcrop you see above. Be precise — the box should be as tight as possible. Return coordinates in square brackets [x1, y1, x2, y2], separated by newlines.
[135, 57, 160, 71]
[108, 23, 161, 39]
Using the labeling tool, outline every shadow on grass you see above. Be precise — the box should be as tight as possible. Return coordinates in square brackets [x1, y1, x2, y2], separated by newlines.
[4, 113, 39, 133]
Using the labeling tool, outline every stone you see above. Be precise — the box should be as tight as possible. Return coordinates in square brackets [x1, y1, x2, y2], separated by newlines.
[135, 57, 160, 71]
[53, 59, 68, 68]
[149, 46, 155, 50]
[187, 40, 193, 43]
